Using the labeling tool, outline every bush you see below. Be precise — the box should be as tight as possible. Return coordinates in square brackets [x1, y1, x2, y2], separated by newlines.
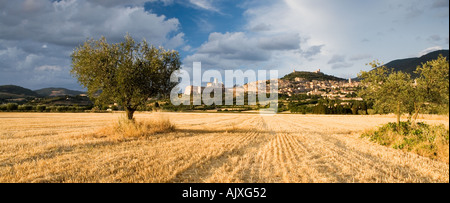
[67, 106, 77, 112]
[18, 105, 33, 111]
[76, 106, 87, 112]
[36, 105, 46, 112]
[367, 109, 376, 115]
[57, 106, 69, 112]
[6, 103, 18, 111]
[362, 121, 449, 163]
[0, 104, 7, 111]
[49, 106, 58, 112]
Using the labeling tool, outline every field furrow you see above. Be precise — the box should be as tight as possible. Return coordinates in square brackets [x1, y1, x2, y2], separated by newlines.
[0, 112, 448, 183]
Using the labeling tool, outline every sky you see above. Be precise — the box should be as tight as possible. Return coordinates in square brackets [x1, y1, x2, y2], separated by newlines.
[0, 0, 449, 90]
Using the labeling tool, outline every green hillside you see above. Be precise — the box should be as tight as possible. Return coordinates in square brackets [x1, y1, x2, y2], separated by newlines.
[282, 71, 346, 82]
[383, 50, 448, 77]
[0, 85, 40, 99]
[35, 88, 86, 97]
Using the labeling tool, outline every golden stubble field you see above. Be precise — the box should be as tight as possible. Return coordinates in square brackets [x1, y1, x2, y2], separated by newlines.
[0, 112, 448, 183]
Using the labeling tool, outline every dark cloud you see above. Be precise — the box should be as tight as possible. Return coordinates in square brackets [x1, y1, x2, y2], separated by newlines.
[257, 34, 300, 51]
[0, 0, 186, 90]
[331, 62, 353, 70]
[432, 0, 449, 8]
[301, 45, 324, 59]
[0, 0, 184, 48]
[327, 54, 353, 69]
[327, 55, 346, 64]
[250, 23, 272, 32]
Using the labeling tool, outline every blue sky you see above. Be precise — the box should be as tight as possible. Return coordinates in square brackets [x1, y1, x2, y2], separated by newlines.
[0, 0, 448, 90]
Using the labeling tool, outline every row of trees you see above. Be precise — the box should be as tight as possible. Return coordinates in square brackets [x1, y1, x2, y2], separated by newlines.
[289, 100, 370, 115]
[0, 104, 92, 112]
[358, 55, 449, 127]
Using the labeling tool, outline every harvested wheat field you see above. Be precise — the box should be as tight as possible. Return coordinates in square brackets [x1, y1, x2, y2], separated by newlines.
[0, 112, 448, 183]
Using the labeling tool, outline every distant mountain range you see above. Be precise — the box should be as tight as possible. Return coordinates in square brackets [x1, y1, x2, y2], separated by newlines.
[382, 50, 449, 77]
[0, 85, 86, 99]
[34, 88, 86, 97]
[0, 85, 41, 99]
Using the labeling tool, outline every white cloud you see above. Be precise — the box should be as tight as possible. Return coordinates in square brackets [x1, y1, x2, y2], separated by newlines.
[35, 65, 62, 72]
[188, 0, 219, 12]
[182, 45, 192, 52]
[0, 0, 185, 48]
[418, 46, 443, 56]
[184, 31, 302, 69]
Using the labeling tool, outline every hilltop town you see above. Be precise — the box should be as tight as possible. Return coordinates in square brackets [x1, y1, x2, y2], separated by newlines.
[184, 69, 361, 101]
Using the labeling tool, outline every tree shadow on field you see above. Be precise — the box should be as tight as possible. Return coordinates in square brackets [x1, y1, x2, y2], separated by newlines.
[0, 140, 118, 168]
[175, 128, 274, 135]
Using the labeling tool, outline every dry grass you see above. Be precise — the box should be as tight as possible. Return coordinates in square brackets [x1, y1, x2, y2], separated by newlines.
[0, 112, 448, 183]
[93, 115, 175, 140]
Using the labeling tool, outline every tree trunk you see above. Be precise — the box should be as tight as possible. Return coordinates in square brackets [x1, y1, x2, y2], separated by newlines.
[125, 107, 135, 121]
[396, 101, 401, 132]
[411, 103, 421, 128]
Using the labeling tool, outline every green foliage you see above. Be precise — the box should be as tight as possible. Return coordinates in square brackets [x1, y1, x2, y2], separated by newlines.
[6, 103, 18, 111]
[0, 85, 40, 98]
[282, 71, 346, 82]
[18, 105, 33, 111]
[410, 55, 450, 120]
[358, 56, 449, 126]
[34, 88, 85, 97]
[362, 122, 449, 163]
[71, 34, 181, 120]
[36, 105, 46, 112]
[359, 61, 413, 124]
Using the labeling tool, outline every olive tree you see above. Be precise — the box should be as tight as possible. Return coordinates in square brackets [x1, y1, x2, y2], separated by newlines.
[358, 61, 413, 127]
[71, 34, 181, 120]
[358, 56, 449, 128]
[411, 55, 449, 123]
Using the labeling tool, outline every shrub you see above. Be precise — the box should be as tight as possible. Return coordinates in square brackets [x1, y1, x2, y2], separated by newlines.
[6, 103, 18, 111]
[67, 106, 76, 112]
[49, 106, 58, 112]
[36, 105, 46, 112]
[18, 105, 33, 111]
[93, 115, 176, 140]
[57, 106, 69, 112]
[0, 104, 7, 111]
[362, 121, 449, 163]
[76, 106, 87, 112]
[367, 109, 376, 115]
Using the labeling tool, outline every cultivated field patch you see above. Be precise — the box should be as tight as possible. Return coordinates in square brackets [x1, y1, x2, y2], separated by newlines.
[0, 112, 448, 183]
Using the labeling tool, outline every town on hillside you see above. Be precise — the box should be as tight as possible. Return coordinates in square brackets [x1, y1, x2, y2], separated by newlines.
[184, 69, 361, 101]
